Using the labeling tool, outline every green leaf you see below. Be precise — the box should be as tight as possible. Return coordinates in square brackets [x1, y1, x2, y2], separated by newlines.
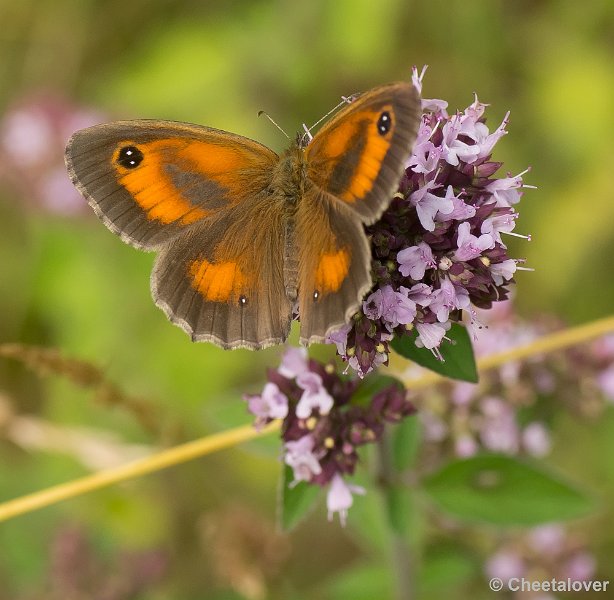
[351, 373, 404, 407]
[391, 323, 478, 383]
[423, 454, 595, 525]
[392, 417, 421, 472]
[278, 465, 321, 531]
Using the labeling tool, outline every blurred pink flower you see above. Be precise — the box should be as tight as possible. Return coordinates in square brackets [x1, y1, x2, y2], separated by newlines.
[528, 524, 566, 554]
[522, 422, 551, 457]
[245, 382, 288, 429]
[295, 372, 334, 418]
[0, 93, 104, 216]
[485, 549, 526, 581]
[285, 435, 322, 483]
[564, 552, 596, 581]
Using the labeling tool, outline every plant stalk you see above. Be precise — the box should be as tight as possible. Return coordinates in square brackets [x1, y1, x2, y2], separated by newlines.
[376, 431, 416, 600]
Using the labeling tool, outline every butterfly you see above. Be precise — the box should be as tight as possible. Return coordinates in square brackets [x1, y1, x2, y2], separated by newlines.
[65, 82, 421, 349]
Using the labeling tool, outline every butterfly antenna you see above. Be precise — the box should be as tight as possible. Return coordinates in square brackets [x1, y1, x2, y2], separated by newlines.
[305, 92, 360, 134]
[257, 111, 290, 140]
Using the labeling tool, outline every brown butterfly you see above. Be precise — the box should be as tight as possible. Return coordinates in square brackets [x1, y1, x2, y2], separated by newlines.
[65, 82, 421, 349]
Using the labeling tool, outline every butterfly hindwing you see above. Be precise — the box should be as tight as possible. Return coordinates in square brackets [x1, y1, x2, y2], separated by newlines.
[65, 120, 278, 250]
[305, 82, 421, 224]
[296, 188, 371, 344]
[152, 192, 292, 349]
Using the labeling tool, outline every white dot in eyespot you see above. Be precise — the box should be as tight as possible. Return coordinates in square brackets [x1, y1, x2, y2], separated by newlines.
[239, 295, 248, 307]
[377, 111, 392, 136]
[117, 145, 143, 169]
[313, 291, 320, 301]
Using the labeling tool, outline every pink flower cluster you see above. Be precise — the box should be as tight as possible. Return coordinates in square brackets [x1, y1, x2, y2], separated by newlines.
[414, 301, 614, 461]
[486, 524, 596, 593]
[328, 67, 532, 376]
[244, 347, 415, 525]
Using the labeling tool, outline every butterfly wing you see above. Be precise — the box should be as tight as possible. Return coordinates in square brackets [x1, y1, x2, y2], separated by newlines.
[298, 83, 421, 343]
[305, 82, 421, 223]
[296, 189, 371, 344]
[67, 120, 291, 348]
[65, 120, 278, 250]
[152, 191, 292, 349]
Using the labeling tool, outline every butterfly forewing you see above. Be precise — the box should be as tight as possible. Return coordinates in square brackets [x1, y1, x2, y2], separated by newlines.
[305, 82, 421, 224]
[65, 120, 278, 250]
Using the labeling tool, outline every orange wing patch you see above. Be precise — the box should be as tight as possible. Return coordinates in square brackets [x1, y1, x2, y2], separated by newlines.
[315, 248, 350, 294]
[180, 140, 251, 177]
[340, 107, 394, 203]
[113, 138, 263, 225]
[307, 104, 395, 204]
[114, 141, 208, 225]
[188, 258, 249, 303]
[320, 119, 360, 159]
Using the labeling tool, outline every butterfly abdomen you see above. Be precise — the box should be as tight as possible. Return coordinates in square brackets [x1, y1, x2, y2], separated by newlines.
[283, 215, 299, 303]
[268, 147, 305, 304]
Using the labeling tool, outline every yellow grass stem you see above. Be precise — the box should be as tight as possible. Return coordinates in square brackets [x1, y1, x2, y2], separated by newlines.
[1, 314, 614, 523]
[402, 314, 614, 390]
[0, 421, 280, 523]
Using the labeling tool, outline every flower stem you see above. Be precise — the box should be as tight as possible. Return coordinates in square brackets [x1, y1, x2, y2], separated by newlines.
[390, 532, 415, 600]
[376, 431, 416, 600]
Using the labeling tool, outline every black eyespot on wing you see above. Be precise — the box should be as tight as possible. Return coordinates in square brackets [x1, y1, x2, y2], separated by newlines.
[377, 111, 392, 136]
[117, 145, 143, 169]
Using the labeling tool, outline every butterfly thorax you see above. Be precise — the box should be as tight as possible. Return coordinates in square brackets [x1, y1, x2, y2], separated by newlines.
[270, 144, 309, 205]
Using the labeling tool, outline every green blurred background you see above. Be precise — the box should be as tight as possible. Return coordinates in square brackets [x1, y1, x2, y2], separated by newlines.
[0, 1, 613, 598]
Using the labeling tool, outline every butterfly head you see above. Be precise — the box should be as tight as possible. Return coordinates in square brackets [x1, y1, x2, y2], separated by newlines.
[295, 130, 311, 150]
